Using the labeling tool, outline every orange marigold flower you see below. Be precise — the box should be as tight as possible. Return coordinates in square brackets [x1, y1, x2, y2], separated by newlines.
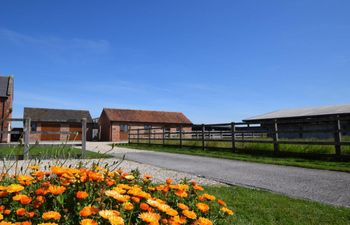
[182, 210, 197, 220]
[178, 203, 189, 210]
[6, 184, 24, 193]
[194, 217, 212, 225]
[200, 194, 216, 201]
[27, 211, 35, 218]
[4, 210, 11, 215]
[13, 194, 32, 205]
[48, 185, 66, 195]
[17, 175, 34, 185]
[123, 202, 134, 211]
[51, 166, 65, 176]
[80, 219, 98, 225]
[166, 178, 173, 185]
[217, 199, 227, 206]
[143, 174, 152, 180]
[140, 203, 150, 211]
[193, 185, 204, 191]
[175, 189, 188, 198]
[16, 208, 26, 216]
[42, 211, 61, 220]
[79, 206, 99, 217]
[220, 207, 234, 215]
[0, 222, 13, 225]
[196, 203, 209, 213]
[138, 212, 161, 224]
[76, 191, 89, 199]
[21, 222, 32, 225]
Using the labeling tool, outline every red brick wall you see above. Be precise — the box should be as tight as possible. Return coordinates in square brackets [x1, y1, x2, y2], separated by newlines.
[99, 111, 111, 141]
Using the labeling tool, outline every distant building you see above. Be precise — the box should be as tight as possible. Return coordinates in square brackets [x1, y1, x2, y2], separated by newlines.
[244, 104, 350, 138]
[99, 108, 192, 142]
[0, 76, 14, 143]
[23, 107, 93, 141]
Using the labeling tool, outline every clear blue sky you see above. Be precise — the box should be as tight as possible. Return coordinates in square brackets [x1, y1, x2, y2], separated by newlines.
[1, 1, 349, 123]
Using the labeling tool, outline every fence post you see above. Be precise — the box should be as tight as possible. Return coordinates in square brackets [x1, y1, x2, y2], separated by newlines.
[273, 120, 279, 155]
[128, 126, 130, 144]
[81, 118, 87, 159]
[137, 129, 140, 144]
[23, 117, 31, 160]
[179, 125, 183, 148]
[201, 124, 205, 150]
[231, 122, 236, 152]
[162, 127, 165, 146]
[335, 117, 342, 157]
[148, 128, 151, 145]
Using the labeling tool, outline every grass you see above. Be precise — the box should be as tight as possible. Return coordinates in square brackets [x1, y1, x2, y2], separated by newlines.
[205, 185, 350, 225]
[118, 143, 350, 172]
[0, 145, 112, 159]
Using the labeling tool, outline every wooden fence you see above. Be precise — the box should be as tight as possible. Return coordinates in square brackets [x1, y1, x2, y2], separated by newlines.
[128, 117, 350, 157]
[0, 117, 88, 159]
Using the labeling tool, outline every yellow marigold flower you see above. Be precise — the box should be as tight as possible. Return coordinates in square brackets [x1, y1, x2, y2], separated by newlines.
[0, 213, 3, 220]
[6, 184, 24, 193]
[123, 202, 134, 211]
[124, 175, 135, 180]
[178, 203, 189, 210]
[108, 216, 124, 225]
[117, 184, 131, 190]
[29, 165, 40, 170]
[17, 175, 34, 185]
[80, 219, 98, 225]
[42, 211, 61, 220]
[99, 210, 120, 219]
[196, 203, 209, 213]
[182, 210, 197, 220]
[169, 215, 187, 224]
[48, 185, 66, 195]
[51, 166, 65, 175]
[220, 207, 234, 215]
[76, 191, 89, 199]
[199, 194, 216, 201]
[105, 190, 130, 203]
[138, 212, 161, 224]
[0, 222, 14, 225]
[194, 217, 213, 225]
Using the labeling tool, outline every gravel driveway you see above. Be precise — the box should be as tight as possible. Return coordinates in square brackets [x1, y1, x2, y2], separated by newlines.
[82, 142, 350, 207]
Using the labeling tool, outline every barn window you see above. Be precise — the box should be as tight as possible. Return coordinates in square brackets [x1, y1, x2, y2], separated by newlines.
[31, 122, 37, 132]
[144, 125, 152, 130]
[120, 124, 128, 132]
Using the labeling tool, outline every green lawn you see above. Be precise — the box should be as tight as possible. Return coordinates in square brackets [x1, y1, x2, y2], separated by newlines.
[118, 143, 350, 172]
[0, 145, 112, 159]
[205, 186, 350, 225]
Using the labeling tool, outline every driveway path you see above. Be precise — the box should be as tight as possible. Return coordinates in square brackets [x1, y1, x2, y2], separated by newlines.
[84, 142, 350, 207]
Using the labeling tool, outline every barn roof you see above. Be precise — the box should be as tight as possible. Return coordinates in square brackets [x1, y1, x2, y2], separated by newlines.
[0, 76, 13, 98]
[24, 107, 93, 123]
[102, 108, 192, 124]
[244, 104, 350, 121]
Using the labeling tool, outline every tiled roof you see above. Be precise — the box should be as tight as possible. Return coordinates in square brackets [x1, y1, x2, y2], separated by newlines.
[102, 108, 192, 124]
[24, 107, 93, 122]
[0, 76, 13, 98]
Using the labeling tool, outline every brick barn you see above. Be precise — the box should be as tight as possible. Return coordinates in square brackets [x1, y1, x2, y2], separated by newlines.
[0, 76, 14, 143]
[23, 107, 93, 141]
[99, 108, 192, 142]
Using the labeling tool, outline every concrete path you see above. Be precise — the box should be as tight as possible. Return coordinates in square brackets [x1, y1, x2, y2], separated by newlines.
[83, 142, 350, 207]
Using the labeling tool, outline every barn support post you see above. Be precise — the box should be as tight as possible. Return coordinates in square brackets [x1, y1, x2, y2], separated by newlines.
[335, 117, 342, 157]
[273, 120, 279, 155]
[23, 117, 31, 160]
[162, 127, 165, 146]
[231, 122, 236, 152]
[81, 118, 87, 158]
[179, 125, 183, 148]
[201, 124, 205, 150]
[137, 129, 140, 144]
[127, 126, 130, 144]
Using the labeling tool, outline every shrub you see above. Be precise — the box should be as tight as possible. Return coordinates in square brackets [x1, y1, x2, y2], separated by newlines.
[0, 164, 234, 225]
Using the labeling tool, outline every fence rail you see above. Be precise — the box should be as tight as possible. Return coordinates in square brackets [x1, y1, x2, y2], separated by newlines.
[128, 118, 350, 157]
[0, 117, 88, 159]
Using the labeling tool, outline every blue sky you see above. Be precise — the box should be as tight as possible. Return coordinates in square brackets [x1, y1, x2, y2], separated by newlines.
[0, 1, 349, 123]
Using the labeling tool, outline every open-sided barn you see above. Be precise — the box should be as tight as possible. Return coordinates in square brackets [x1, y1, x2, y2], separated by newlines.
[244, 104, 350, 138]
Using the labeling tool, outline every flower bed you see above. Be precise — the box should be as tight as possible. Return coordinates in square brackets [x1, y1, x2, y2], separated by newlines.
[0, 164, 234, 225]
